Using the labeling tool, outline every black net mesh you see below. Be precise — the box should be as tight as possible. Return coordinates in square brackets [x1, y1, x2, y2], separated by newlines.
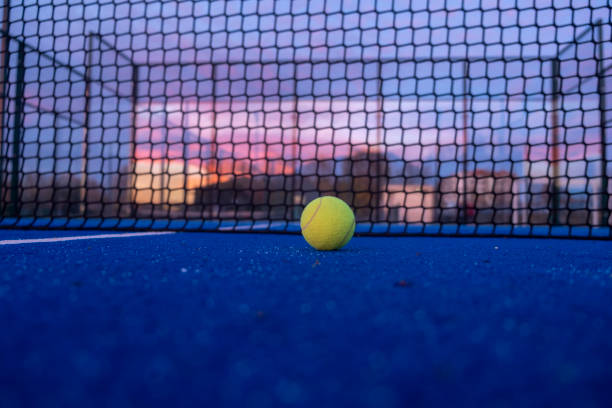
[0, 1, 610, 238]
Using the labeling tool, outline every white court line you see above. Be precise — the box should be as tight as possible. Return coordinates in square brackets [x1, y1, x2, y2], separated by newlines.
[0, 231, 176, 246]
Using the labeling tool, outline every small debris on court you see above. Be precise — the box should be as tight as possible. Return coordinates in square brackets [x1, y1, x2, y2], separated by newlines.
[394, 280, 413, 288]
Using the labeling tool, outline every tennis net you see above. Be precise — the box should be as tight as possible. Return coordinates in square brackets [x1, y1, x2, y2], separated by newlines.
[0, 1, 610, 238]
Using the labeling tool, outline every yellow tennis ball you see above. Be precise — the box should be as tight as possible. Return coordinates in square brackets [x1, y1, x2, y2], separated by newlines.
[300, 196, 355, 250]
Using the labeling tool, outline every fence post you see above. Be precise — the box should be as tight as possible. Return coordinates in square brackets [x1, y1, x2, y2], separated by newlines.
[80, 33, 93, 217]
[459, 60, 470, 223]
[596, 20, 609, 227]
[549, 58, 561, 225]
[292, 72, 300, 221]
[0, 2, 10, 215]
[205, 62, 217, 219]
[375, 60, 384, 223]
[8, 40, 24, 216]
[129, 62, 139, 217]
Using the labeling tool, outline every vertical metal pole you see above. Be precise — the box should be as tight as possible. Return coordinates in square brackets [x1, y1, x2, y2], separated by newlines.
[550, 58, 561, 225]
[81, 34, 93, 216]
[292, 74, 299, 220]
[376, 61, 384, 222]
[9, 40, 23, 216]
[597, 20, 609, 227]
[163, 105, 169, 212]
[181, 100, 189, 219]
[206, 63, 217, 218]
[129, 62, 139, 217]
[522, 142, 531, 225]
[460, 60, 469, 223]
[0, 0, 10, 214]
[182, 100, 192, 212]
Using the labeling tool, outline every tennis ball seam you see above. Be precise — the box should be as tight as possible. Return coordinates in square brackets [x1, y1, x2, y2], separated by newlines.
[301, 197, 323, 233]
[339, 218, 356, 245]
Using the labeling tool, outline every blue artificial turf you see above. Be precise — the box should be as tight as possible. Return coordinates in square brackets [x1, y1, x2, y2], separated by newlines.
[1, 230, 611, 408]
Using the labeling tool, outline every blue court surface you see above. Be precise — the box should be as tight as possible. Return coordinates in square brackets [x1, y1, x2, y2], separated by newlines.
[1, 230, 611, 408]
